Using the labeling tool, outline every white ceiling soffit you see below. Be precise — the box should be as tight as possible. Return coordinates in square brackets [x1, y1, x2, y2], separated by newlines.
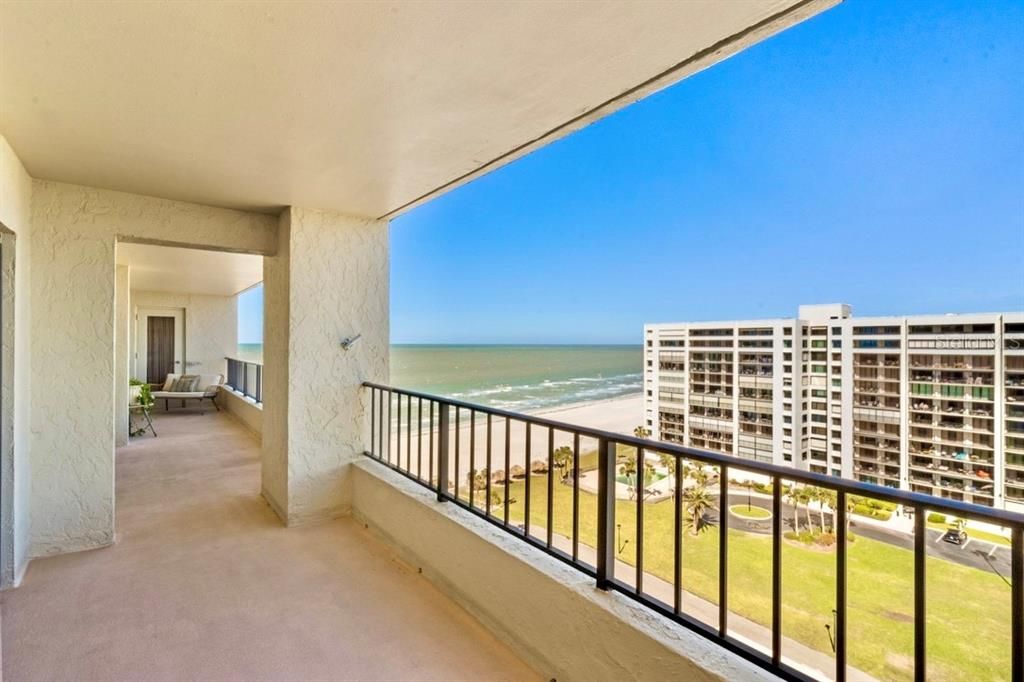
[0, 1, 838, 219]
[117, 242, 262, 297]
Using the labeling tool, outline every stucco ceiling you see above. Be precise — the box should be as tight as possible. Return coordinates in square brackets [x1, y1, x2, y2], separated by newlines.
[117, 242, 262, 297]
[0, 1, 836, 219]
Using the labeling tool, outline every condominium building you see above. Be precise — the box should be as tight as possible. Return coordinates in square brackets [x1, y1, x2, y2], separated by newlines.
[644, 305, 1024, 512]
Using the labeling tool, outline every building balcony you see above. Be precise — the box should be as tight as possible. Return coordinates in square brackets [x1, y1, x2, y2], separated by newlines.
[3, 410, 535, 681]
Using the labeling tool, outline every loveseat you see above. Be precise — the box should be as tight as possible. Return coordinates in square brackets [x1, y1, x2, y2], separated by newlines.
[152, 373, 224, 412]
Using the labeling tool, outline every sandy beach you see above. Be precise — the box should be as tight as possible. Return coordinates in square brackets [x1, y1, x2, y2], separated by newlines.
[380, 393, 644, 482]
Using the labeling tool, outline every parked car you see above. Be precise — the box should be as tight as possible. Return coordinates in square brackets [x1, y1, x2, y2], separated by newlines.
[942, 527, 968, 545]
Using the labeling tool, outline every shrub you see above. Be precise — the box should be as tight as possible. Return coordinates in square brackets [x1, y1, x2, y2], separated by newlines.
[852, 503, 873, 517]
[815, 532, 837, 546]
[927, 512, 947, 524]
[783, 531, 798, 540]
[850, 495, 897, 512]
[798, 530, 815, 544]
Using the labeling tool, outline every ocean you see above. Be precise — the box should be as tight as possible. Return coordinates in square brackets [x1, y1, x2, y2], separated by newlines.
[236, 343, 642, 411]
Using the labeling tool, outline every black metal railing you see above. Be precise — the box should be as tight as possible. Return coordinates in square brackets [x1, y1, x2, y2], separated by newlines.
[226, 357, 262, 404]
[362, 382, 1023, 682]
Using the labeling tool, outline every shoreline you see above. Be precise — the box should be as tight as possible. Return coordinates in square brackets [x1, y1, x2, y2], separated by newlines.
[384, 392, 644, 478]
[526, 391, 643, 419]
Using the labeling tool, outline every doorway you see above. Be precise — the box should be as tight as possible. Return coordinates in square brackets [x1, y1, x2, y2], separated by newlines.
[135, 307, 185, 384]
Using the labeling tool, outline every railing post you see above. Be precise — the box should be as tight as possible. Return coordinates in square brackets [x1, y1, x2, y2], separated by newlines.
[596, 437, 616, 590]
[836, 489, 847, 682]
[719, 464, 729, 637]
[437, 402, 450, 502]
[1012, 526, 1022, 682]
[914, 507, 926, 682]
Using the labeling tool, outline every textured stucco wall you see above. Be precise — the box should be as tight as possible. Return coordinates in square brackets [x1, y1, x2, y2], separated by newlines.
[262, 207, 388, 524]
[28, 180, 276, 557]
[129, 290, 237, 381]
[0, 135, 33, 587]
[352, 461, 774, 682]
[114, 266, 131, 446]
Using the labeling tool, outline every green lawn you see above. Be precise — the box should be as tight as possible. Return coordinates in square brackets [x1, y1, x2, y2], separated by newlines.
[467, 473, 1013, 682]
[730, 504, 772, 520]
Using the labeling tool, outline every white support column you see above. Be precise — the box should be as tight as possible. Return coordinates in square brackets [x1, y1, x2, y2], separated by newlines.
[114, 265, 131, 447]
[262, 207, 389, 525]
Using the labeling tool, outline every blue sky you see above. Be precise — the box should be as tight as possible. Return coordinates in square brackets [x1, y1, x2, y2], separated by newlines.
[245, 0, 1024, 346]
[238, 285, 262, 344]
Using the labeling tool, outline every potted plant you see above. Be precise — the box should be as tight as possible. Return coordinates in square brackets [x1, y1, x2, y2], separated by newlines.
[129, 379, 156, 438]
[129, 378, 154, 409]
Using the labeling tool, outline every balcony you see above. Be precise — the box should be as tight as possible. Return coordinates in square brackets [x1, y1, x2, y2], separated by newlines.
[1, 2, 1022, 681]
[360, 383, 1024, 682]
[3, 410, 535, 681]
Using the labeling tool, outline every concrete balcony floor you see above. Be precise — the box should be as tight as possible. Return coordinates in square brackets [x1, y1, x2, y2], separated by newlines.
[2, 409, 536, 681]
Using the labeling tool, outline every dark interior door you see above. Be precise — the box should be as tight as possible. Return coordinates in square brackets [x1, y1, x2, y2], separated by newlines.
[146, 316, 176, 384]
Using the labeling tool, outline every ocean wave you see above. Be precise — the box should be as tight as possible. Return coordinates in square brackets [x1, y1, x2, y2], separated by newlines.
[482, 376, 642, 412]
[449, 373, 640, 400]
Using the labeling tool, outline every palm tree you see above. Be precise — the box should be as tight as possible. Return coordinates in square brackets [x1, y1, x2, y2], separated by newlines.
[805, 487, 822, 533]
[692, 465, 711, 489]
[634, 425, 651, 439]
[784, 484, 801, 531]
[639, 456, 656, 499]
[819, 488, 837, 533]
[552, 446, 573, 481]
[682, 485, 715, 535]
[620, 451, 656, 500]
[796, 486, 814, 531]
[619, 452, 638, 500]
[679, 460, 694, 487]
[658, 453, 675, 490]
[466, 468, 488, 492]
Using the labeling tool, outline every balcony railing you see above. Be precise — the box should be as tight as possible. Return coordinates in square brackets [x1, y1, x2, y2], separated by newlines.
[225, 357, 262, 404]
[362, 382, 1023, 682]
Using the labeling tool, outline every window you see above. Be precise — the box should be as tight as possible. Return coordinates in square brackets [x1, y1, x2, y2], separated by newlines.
[854, 339, 901, 349]
[853, 326, 900, 335]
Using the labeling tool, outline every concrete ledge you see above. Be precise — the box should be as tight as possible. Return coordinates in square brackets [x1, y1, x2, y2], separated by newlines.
[221, 389, 263, 436]
[351, 459, 774, 682]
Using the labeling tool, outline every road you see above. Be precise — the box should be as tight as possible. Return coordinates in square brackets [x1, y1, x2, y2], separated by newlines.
[714, 492, 1014, 578]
